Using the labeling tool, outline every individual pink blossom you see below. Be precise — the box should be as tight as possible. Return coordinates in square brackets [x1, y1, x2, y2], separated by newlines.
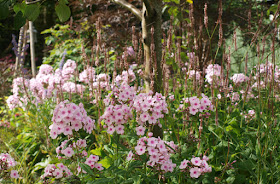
[179, 159, 190, 169]
[135, 145, 146, 155]
[115, 125, 125, 134]
[54, 168, 63, 179]
[147, 137, 158, 147]
[62, 147, 74, 157]
[77, 139, 87, 148]
[82, 150, 88, 157]
[136, 126, 145, 136]
[94, 163, 104, 171]
[190, 167, 201, 178]
[89, 155, 99, 162]
[10, 170, 19, 179]
[191, 157, 202, 166]
[126, 151, 134, 161]
[107, 126, 115, 134]
[149, 154, 159, 162]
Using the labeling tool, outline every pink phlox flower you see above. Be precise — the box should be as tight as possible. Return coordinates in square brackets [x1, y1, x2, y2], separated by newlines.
[77, 139, 87, 148]
[136, 126, 145, 136]
[10, 170, 19, 179]
[135, 145, 146, 155]
[115, 125, 125, 134]
[147, 147, 159, 155]
[62, 147, 74, 157]
[107, 126, 115, 134]
[191, 157, 202, 166]
[94, 163, 104, 171]
[190, 167, 201, 178]
[179, 159, 190, 169]
[149, 154, 160, 162]
[140, 112, 150, 122]
[147, 137, 158, 147]
[126, 151, 134, 161]
[89, 155, 99, 162]
[54, 168, 63, 179]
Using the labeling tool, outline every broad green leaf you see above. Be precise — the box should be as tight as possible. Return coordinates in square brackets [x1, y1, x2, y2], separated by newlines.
[24, 4, 40, 21]
[90, 147, 102, 156]
[55, 3, 71, 22]
[14, 11, 26, 30]
[13, 2, 26, 14]
[98, 157, 111, 169]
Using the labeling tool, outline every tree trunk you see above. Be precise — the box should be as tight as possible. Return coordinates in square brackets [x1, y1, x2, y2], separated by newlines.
[142, 0, 163, 94]
[142, 0, 163, 138]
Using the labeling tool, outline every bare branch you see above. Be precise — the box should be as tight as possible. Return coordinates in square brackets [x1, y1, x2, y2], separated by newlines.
[111, 0, 142, 21]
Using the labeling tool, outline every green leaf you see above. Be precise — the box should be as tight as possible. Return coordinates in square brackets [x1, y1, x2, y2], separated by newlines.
[14, 11, 26, 30]
[13, 2, 26, 14]
[79, 163, 95, 176]
[226, 176, 235, 184]
[0, 3, 9, 19]
[90, 147, 102, 156]
[99, 157, 111, 169]
[24, 4, 40, 21]
[55, 2, 71, 22]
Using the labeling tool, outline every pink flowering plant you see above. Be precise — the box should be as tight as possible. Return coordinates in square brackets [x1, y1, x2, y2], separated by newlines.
[0, 153, 19, 181]
[40, 163, 73, 184]
[5, 5, 280, 182]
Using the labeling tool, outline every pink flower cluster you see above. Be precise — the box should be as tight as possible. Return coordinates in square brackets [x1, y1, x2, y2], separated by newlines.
[177, 94, 214, 115]
[56, 139, 87, 159]
[179, 156, 212, 178]
[100, 104, 133, 135]
[50, 100, 95, 139]
[41, 163, 72, 181]
[62, 59, 76, 80]
[89, 73, 111, 90]
[101, 82, 137, 134]
[6, 60, 84, 110]
[79, 67, 95, 83]
[80, 154, 104, 172]
[6, 77, 29, 109]
[55, 139, 104, 174]
[231, 73, 249, 84]
[129, 135, 178, 173]
[62, 82, 85, 94]
[6, 60, 114, 110]
[133, 92, 168, 127]
[0, 153, 19, 179]
[241, 109, 256, 122]
[102, 80, 168, 135]
[229, 92, 240, 103]
[188, 70, 201, 80]
[114, 69, 136, 85]
[205, 64, 222, 85]
[112, 83, 136, 103]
